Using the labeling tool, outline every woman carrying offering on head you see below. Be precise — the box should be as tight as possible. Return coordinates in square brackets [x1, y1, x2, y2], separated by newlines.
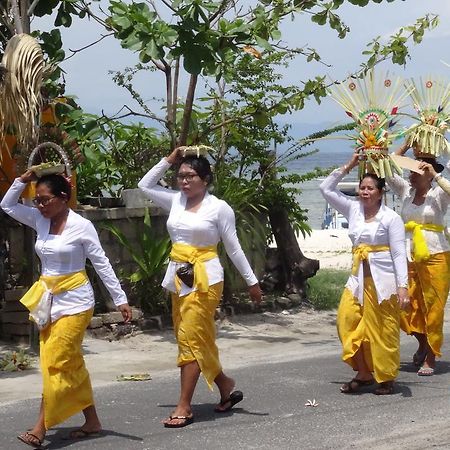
[1, 170, 132, 448]
[320, 152, 409, 395]
[138, 146, 262, 428]
[386, 141, 450, 376]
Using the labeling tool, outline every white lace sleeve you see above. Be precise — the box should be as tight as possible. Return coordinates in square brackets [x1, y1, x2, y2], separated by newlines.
[388, 214, 408, 288]
[0, 178, 39, 230]
[319, 169, 353, 218]
[138, 158, 177, 212]
[217, 200, 258, 286]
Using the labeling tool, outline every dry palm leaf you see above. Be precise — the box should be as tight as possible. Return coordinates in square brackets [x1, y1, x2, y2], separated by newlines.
[0, 34, 45, 162]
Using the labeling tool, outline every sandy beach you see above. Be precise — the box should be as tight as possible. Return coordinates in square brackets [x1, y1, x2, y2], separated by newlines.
[295, 229, 352, 270]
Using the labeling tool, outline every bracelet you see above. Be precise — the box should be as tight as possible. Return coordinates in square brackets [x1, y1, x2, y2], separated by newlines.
[434, 173, 442, 181]
[397, 283, 408, 289]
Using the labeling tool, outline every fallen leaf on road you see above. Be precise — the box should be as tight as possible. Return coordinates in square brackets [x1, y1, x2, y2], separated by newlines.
[117, 373, 152, 382]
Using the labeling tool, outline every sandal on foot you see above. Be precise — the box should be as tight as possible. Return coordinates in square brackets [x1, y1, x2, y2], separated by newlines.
[17, 431, 43, 449]
[163, 415, 194, 428]
[417, 366, 434, 376]
[374, 381, 394, 395]
[340, 378, 374, 394]
[215, 390, 244, 413]
[65, 428, 103, 440]
[413, 350, 427, 367]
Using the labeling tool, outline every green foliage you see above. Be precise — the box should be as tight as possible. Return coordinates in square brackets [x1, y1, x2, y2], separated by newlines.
[55, 105, 168, 198]
[33, 0, 100, 26]
[307, 269, 348, 310]
[100, 210, 171, 314]
[0, 349, 32, 372]
[362, 14, 439, 69]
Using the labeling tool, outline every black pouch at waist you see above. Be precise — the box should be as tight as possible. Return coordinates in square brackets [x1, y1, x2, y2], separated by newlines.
[176, 263, 194, 288]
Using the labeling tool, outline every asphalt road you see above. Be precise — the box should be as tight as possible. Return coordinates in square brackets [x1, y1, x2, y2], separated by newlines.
[1, 336, 450, 450]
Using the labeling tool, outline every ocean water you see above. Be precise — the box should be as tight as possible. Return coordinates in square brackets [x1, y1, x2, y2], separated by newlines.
[285, 148, 450, 230]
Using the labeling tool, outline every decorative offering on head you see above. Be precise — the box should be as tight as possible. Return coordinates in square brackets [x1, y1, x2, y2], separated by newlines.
[330, 70, 411, 179]
[403, 76, 450, 159]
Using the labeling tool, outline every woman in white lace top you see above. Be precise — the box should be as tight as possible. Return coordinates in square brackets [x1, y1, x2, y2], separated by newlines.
[320, 152, 409, 395]
[386, 145, 450, 376]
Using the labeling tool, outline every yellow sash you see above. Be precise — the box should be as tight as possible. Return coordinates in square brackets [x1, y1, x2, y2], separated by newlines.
[20, 271, 89, 312]
[404, 221, 445, 262]
[352, 244, 390, 276]
[170, 243, 218, 292]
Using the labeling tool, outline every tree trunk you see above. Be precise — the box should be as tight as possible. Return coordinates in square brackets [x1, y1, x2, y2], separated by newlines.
[268, 207, 319, 297]
[261, 148, 319, 298]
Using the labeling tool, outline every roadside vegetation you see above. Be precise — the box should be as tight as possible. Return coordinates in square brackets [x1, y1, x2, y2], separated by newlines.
[307, 269, 349, 310]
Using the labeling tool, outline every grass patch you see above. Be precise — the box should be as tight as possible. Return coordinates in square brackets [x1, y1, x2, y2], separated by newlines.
[307, 269, 349, 310]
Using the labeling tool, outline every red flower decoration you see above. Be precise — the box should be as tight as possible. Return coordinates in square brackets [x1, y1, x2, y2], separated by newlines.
[384, 79, 391, 87]
[426, 80, 433, 88]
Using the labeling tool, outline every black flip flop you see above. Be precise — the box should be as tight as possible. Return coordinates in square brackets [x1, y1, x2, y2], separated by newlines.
[215, 390, 244, 413]
[164, 415, 194, 428]
[340, 378, 374, 394]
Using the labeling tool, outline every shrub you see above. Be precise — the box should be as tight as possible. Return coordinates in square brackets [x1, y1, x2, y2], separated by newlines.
[307, 269, 348, 310]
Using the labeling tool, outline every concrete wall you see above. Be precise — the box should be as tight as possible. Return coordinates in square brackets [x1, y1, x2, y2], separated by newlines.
[0, 204, 265, 341]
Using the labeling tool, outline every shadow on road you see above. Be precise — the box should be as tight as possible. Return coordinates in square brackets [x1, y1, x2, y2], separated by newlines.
[40, 427, 143, 449]
[157, 402, 269, 424]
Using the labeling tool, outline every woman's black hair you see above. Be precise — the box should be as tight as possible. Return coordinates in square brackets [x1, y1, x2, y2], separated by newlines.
[359, 173, 385, 192]
[179, 155, 213, 185]
[416, 157, 444, 174]
[36, 174, 72, 200]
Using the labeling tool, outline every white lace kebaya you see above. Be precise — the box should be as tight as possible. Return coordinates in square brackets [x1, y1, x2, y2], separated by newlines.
[138, 158, 258, 297]
[320, 168, 408, 304]
[386, 173, 450, 261]
[1, 179, 128, 322]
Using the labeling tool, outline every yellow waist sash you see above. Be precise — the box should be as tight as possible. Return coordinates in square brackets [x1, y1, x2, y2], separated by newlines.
[170, 243, 218, 292]
[20, 270, 89, 312]
[404, 221, 445, 262]
[352, 244, 390, 276]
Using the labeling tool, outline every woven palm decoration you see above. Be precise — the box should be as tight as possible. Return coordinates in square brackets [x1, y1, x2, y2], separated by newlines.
[330, 70, 412, 179]
[403, 76, 450, 158]
[0, 34, 45, 162]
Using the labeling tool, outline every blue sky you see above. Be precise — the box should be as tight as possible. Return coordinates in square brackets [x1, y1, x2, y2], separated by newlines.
[35, 0, 450, 133]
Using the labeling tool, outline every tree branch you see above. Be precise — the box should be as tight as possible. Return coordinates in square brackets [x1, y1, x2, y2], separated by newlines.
[178, 74, 198, 146]
[19, 0, 30, 33]
[11, 0, 23, 34]
[27, 0, 40, 16]
[64, 33, 114, 61]
[104, 105, 167, 125]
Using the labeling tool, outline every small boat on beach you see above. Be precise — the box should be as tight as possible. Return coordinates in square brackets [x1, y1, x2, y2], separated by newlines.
[321, 181, 358, 230]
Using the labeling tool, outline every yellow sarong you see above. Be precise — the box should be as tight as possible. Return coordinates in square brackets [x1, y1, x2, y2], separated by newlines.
[404, 221, 445, 262]
[20, 271, 89, 312]
[401, 252, 450, 357]
[170, 243, 217, 293]
[337, 278, 400, 383]
[40, 309, 94, 429]
[351, 244, 390, 276]
[171, 282, 224, 390]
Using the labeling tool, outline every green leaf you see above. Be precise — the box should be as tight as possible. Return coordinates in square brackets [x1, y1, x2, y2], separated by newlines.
[183, 52, 202, 75]
[311, 11, 328, 26]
